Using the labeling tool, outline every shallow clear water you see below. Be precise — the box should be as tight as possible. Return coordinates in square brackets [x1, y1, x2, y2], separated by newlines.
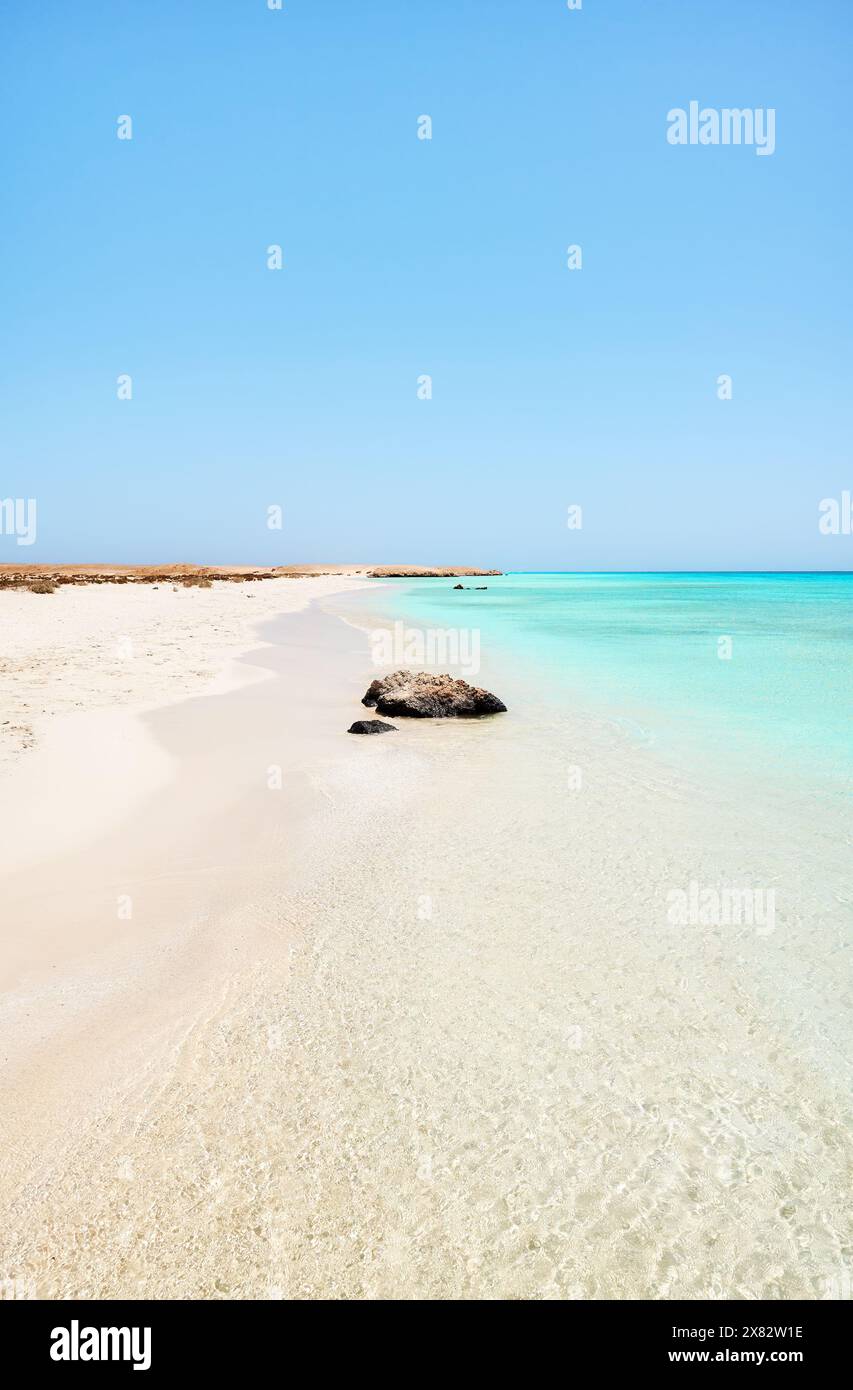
[318, 580, 853, 1296]
[340, 572, 853, 794]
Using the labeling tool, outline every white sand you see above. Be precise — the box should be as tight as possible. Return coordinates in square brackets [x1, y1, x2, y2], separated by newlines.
[0, 577, 369, 875]
[0, 576, 369, 769]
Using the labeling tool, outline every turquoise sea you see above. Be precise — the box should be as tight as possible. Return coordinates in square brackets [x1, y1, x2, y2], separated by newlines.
[340, 572, 853, 797]
[320, 571, 852, 1296]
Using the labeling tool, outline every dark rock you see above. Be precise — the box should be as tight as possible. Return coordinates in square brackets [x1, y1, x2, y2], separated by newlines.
[348, 719, 397, 735]
[362, 670, 507, 719]
[453, 583, 464, 589]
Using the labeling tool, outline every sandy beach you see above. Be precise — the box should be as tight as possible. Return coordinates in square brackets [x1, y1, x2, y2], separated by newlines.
[0, 574, 849, 1301]
[0, 574, 379, 1293]
[0, 572, 372, 872]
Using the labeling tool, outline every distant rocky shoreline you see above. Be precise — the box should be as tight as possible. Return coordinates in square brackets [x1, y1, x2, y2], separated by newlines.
[0, 564, 502, 592]
[367, 568, 501, 579]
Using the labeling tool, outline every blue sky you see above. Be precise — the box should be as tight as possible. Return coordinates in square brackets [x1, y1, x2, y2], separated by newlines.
[1, 0, 851, 568]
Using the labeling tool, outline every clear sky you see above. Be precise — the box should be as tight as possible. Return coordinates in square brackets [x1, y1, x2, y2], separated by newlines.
[1, 0, 851, 569]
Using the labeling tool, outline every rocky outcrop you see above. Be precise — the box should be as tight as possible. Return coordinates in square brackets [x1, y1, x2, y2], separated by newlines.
[1, 564, 295, 590]
[348, 719, 397, 734]
[362, 670, 507, 719]
[367, 567, 502, 578]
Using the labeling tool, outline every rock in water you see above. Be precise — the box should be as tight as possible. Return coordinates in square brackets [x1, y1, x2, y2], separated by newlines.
[348, 719, 397, 734]
[362, 670, 507, 718]
[453, 583, 464, 589]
